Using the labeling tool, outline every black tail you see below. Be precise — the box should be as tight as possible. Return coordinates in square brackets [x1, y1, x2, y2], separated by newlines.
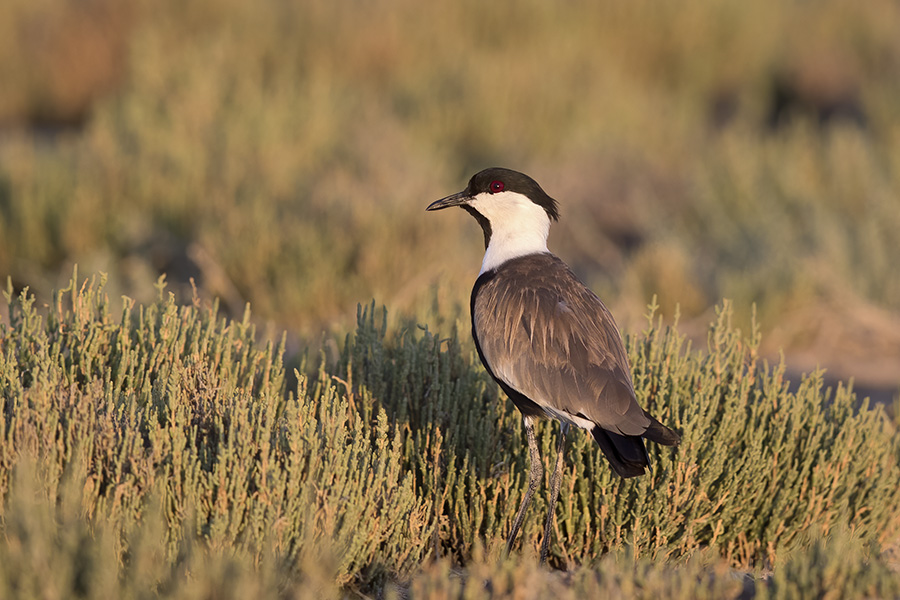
[591, 427, 650, 478]
[642, 411, 681, 446]
[591, 413, 680, 479]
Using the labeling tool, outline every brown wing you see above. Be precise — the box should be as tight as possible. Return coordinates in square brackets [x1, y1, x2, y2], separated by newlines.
[473, 253, 650, 436]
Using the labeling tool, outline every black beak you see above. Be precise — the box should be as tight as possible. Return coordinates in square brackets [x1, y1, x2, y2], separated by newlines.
[426, 190, 471, 211]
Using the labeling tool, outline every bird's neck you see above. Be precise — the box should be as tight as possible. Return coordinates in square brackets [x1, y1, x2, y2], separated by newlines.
[480, 225, 550, 274]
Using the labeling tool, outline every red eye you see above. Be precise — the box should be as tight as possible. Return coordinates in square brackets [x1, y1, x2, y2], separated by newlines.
[490, 180, 505, 193]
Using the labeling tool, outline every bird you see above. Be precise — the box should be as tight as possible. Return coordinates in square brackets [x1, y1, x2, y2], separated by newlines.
[426, 167, 680, 564]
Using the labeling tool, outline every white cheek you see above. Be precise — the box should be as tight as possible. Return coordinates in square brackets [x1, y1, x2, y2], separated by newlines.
[470, 191, 551, 273]
[468, 192, 550, 231]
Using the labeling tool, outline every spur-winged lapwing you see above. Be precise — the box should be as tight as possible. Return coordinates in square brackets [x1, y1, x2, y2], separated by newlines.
[427, 167, 680, 564]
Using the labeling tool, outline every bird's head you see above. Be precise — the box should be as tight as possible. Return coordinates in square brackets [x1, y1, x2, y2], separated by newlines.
[426, 168, 559, 257]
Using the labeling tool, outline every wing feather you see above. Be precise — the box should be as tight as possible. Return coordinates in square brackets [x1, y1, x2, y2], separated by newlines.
[474, 253, 650, 436]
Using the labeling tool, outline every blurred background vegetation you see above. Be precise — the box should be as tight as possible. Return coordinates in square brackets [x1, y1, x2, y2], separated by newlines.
[1, 0, 899, 399]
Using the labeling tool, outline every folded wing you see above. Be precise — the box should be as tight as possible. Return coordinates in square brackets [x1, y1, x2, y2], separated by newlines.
[473, 253, 651, 438]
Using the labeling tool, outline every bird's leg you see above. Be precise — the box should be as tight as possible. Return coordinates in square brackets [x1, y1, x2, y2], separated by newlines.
[539, 422, 569, 565]
[505, 416, 542, 558]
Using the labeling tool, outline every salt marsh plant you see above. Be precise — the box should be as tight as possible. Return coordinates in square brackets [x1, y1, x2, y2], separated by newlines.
[1, 273, 898, 597]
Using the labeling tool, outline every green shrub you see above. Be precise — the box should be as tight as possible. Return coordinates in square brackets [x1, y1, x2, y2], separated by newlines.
[1, 273, 898, 596]
[1, 272, 429, 589]
[339, 298, 900, 568]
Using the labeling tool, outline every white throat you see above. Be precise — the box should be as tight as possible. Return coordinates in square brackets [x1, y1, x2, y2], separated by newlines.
[468, 191, 551, 274]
